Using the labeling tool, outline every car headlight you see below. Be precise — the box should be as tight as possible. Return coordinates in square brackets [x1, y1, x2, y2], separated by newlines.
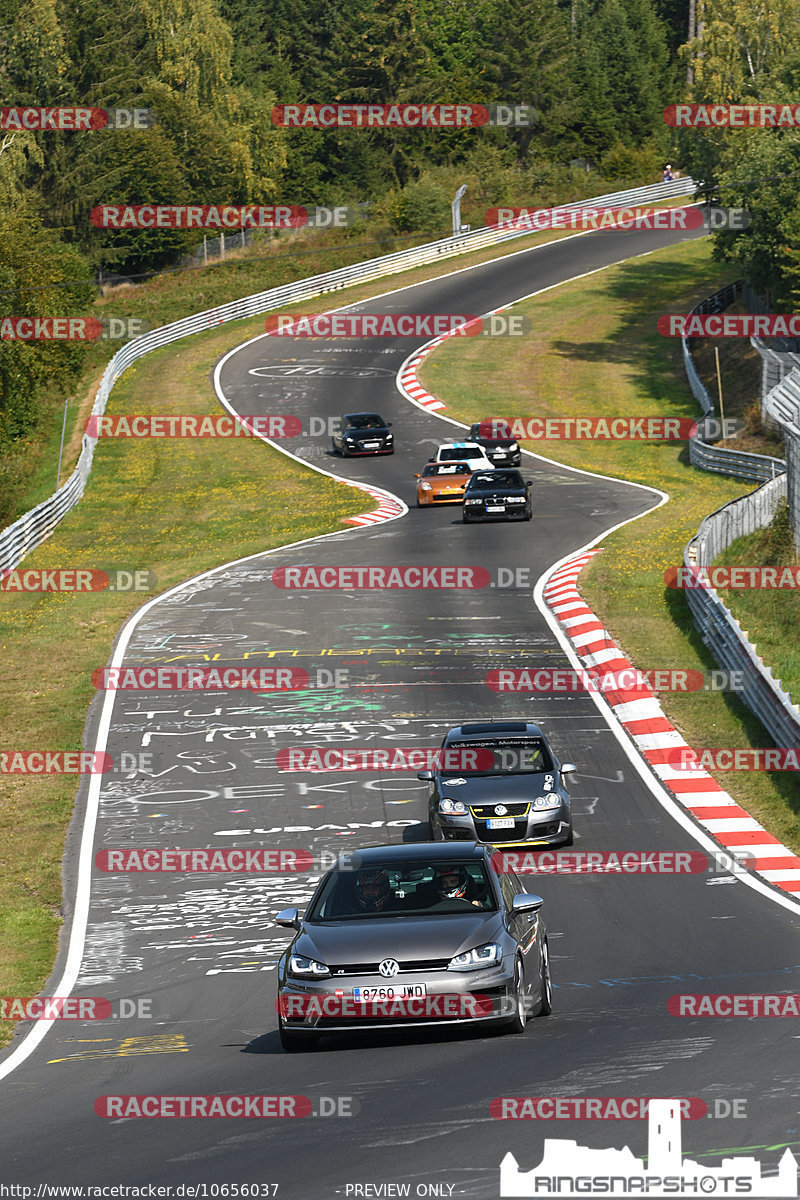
[448, 942, 502, 971]
[288, 954, 330, 979]
[507, 496, 526, 504]
[420, 482, 432, 491]
[465, 498, 483, 506]
[385, 433, 393, 440]
[344, 437, 356, 443]
[509, 442, 518, 450]
[532, 795, 562, 810]
[439, 797, 468, 815]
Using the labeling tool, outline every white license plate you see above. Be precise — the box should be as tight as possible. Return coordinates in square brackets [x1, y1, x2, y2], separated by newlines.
[486, 505, 505, 513]
[363, 441, 380, 449]
[487, 817, 516, 829]
[353, 984, 427, 1001]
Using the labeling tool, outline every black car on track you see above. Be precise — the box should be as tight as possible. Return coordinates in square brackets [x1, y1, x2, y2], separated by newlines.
[275, 841, 552, 1050]
[468, 420, 522, 466]
[331, 412, 394, 456]
[462, 469, 532, 521]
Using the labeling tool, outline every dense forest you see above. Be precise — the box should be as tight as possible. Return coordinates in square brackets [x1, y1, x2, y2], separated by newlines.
[1, 0, 799, 458]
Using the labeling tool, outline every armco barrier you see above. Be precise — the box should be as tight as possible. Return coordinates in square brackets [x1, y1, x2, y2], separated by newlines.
[684, 473, 800, 747]
[764, 368, 800, 555]
[683, 282, 785, 482]
[0, 178, 696, 573]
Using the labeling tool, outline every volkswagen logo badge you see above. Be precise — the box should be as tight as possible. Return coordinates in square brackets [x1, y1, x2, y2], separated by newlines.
[494, 804, 508, 816]
[379, 959, 399, 978]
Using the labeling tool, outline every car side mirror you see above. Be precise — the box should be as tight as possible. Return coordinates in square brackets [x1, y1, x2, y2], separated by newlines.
[417, 770, 434, 781]
[386, 421, 393, 427]
[560, 763, 577, 775]
[524, 479, 533, 487]
[414, 474, 421, 480]
[276, 907, 300, 929]
[512, 893, 543, 914]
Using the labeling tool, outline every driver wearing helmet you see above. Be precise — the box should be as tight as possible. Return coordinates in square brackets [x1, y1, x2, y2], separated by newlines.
[355, 868, 392, 912]
[433, 865, 482, 907]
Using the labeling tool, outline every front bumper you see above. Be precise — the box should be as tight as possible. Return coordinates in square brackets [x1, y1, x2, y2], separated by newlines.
[435, 811, 571, 846]
[463, 503, 530, 521]
[278, 965, 516, 1033]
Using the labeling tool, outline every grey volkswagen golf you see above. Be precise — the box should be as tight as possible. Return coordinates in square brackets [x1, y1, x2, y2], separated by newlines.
[274, 842, 551, 1051]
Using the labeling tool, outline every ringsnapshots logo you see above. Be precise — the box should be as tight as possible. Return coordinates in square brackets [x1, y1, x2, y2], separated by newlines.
[499, 1100, 798, 1197]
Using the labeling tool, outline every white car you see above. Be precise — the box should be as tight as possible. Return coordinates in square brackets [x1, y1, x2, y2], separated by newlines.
[431, 441, 496, 471]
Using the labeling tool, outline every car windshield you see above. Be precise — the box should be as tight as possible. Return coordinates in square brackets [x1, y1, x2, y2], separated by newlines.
[469, 471, 522, 488]
[307, 860, 497, 920]
[445, 738, 554, 775]
[422, 462, 471, 477]
[345, 415, 384, 429]
[440, 447, 482, 461]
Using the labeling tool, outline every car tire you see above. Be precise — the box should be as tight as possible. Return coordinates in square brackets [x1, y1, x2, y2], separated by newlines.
[504, 958, 528, 1034]
[278, 1019, 320, 1052]
[524, 509, 532, 521]
[536, 939, 553, 1017]
[562, 823, 574, 846]
[431, 818, 445, 842]
[331, 439, 339, 455]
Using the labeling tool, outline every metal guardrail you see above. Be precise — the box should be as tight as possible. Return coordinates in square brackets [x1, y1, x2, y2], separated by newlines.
[684, 474, 800, 745]
[683, 283, 786, 482]
[0, 177, 696, 573]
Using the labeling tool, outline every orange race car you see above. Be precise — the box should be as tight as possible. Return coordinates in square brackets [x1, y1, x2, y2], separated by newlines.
[414, 460, 473, 507]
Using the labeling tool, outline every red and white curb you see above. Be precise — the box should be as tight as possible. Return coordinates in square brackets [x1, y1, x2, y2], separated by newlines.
[398, 347, 449, 412]
[544, 551, 800, 897]
[344, 483, 406, 527]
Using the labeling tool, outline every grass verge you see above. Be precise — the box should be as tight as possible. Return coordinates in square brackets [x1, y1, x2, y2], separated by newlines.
[419, 235, 800, 858]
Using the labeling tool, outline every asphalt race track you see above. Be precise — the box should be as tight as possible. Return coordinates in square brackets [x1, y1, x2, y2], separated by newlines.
[2, 221, 799, 1197]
